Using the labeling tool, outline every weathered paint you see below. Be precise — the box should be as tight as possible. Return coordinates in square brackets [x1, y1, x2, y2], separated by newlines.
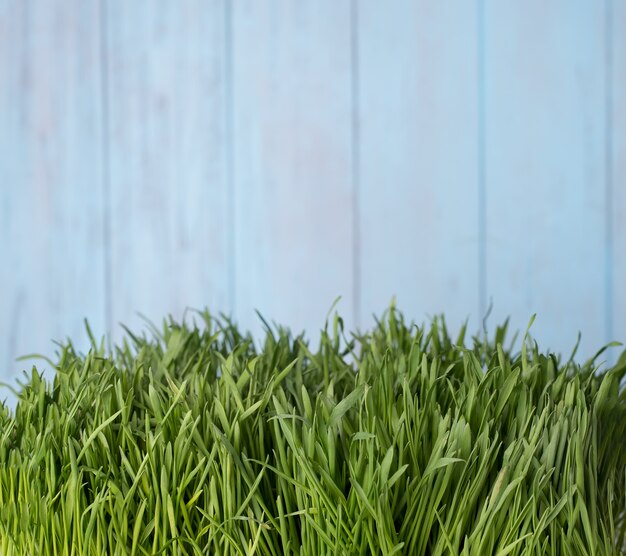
[0, 0, 106, 390]
[231, 1, 355, 342]
[0, 1, 623, 392]
[105, 1, 230, 340]
[484, 0, 608, 359]
[614, 0, 626, 356]
[358, 0, 480, 335]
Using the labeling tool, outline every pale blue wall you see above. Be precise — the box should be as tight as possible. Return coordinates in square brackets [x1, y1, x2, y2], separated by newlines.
[1, 0, 625, 389]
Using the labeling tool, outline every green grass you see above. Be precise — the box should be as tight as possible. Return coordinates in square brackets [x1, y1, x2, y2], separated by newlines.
[1, 306, 625, 555]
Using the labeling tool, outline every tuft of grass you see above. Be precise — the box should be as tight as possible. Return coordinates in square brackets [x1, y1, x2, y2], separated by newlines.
[0, 307, 625, 555]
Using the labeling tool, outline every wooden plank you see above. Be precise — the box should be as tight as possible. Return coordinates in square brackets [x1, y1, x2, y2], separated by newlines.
[0, 0, 106, 389]
[231, 1, 355, 339]
[106, 1, 230, 338]
[613, 0, 626, 351]
[358, 0, 480, 333]
[484, 1, 607, 358]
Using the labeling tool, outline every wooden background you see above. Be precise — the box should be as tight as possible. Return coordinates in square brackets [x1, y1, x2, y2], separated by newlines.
[1, 0, 624, 389]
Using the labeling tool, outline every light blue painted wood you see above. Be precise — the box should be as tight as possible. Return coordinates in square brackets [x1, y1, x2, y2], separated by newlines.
[0, 1, 624, 379]
[357, 0, 480, 333]
[231, 1, 355, 341]
[105, 1, 230, 339]
[614, 1, 626, 350]
[0, 0, 106, 391]
[484, 1, 608, 358]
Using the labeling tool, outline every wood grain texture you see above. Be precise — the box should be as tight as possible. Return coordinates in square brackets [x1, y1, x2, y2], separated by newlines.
[0, 1, 623, 378]
[106, 1, 230, 339]
[484, 0, 607, 358]
[0, 0, 106, 387]
[357, 0, 480, 332]
[613, 0, 626, 350]
[231, 0, 355, 340]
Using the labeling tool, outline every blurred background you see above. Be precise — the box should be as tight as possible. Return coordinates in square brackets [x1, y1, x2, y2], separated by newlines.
[1, 1, 624, 390]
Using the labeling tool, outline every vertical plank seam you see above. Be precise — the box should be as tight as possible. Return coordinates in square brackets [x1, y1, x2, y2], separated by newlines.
[99, 0, 113, 343]
[5, 5, 29, 378]
[605, 0, 614, 346]
[7, 291, 25, 377]
[477, 0, 487, 321]
[350, 0, 361, 328]
[224, 0, 236, 319]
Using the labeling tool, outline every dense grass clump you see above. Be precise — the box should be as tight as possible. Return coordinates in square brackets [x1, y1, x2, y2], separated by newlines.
[1, 307, 626, 555]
